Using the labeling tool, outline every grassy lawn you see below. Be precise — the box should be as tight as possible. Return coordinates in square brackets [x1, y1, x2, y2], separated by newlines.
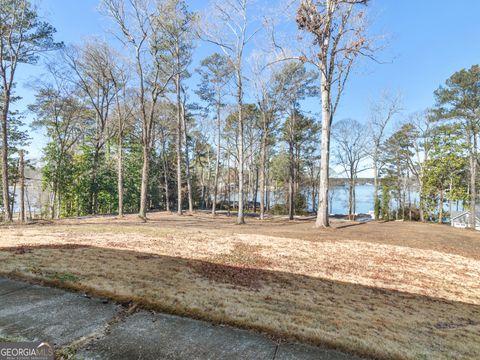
[1, 213, 480, 359]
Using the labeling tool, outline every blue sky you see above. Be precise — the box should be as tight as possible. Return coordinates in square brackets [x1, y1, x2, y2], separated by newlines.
[16, 0, 480, 158]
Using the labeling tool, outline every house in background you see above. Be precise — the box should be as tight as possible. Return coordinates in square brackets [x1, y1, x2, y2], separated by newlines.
[451, 210, 480, 230]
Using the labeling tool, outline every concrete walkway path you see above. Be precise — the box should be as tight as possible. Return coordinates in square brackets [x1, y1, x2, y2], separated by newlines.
[0, 278, 362, 359]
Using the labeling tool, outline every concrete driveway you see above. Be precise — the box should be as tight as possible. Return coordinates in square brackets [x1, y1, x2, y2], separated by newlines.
[0, 278, 362, 359]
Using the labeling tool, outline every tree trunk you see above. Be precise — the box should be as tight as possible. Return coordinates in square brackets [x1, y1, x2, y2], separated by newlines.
[259, 135, 267, 220]
[266, 162, 271, 212]
[19, 150, 25, 223]
[408, 182, 412, 221]
[353, 179, 356, 219]
[373, 152, 379, 220]
[247, 143, 253, 212]
[236, 69, 245, 224]
[419, 183, 425, 222]
[288, 146, 295, 221]
[288, 109, 295, 221]
[253, 166, 259, 213]
[10, 172, 17, 218]
[163, 151, 170, 212]
[396, 160, 401, 220]
[91, 147, 100, 215]
[1, 97, 12, 222]
[438, 189, 443, 224]
[315, 77, 331, 228]
[51, 189, 56, 220]
[52, 172, 61, 219]
[212, 103, 221, 215]
[139, 145, 150, 220]
[117, 130, 124, 217]
[26, 186, 32, 220]
[469, 147, 477, 229]
[348, 179, 353, 220]
[56, 185, 61, 218]
[176, 74, 183, 215]
[206, 147, 211, 209]
[259, 110, 269, 220]
[227, 151, 231, 216]
[311, 182, 316, 213]
[91, 108, 102, 215]
[182, 100, 193, 213]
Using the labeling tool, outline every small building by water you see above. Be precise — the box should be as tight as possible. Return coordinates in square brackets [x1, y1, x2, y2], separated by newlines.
[451, 210, 480, 231]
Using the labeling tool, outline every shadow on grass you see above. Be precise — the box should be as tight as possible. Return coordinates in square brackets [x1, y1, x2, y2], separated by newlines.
[334, 222, 367, 229]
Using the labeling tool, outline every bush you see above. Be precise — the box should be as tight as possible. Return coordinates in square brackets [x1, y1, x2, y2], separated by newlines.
[270, 204, 287, 215]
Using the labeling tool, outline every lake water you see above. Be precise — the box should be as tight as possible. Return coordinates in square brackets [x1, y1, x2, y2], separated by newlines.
[323, 184, 464, 216]
[328, 184, 375, 215]
[238, 184, 378, 215]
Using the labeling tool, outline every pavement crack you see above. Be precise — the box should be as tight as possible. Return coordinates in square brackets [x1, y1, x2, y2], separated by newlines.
[0, 285, 31, 298]
[56, 302, 138, 359]
[272, 344, 279, 360]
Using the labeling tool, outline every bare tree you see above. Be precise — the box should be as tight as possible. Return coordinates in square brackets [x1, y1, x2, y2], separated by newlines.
[332, 118, 368, 220]
[159, 0, 195, 215]
[0, 0, 61, 222]
[29, 62, 85, 219]
[181, 90, 194, 213]
[251, 61, 284, 220]
[295, 0, 373, 227]
[404, 110, 432, 222]
[197, 53, 233, 215]
[368, 91, 401, 219]
[110, 60, 133, 217]
[255, 82, 275, 220]
[156, 101, 175, 212]
[63, 41, 119, 214]
[102, 0, 176, 220]
[19, 149, 25, 222]
[200, 0, 260, 224]
[272, 62, 317, 220]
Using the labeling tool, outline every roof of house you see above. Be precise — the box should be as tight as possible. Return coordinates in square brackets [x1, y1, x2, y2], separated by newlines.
[451, 210, 480, 221]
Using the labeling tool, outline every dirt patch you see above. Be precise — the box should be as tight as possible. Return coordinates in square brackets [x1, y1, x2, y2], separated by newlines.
[193, 263, 266, 289]
[193, 243, 272, 289]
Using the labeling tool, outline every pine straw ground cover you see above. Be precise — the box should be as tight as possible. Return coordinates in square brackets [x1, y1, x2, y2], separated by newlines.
[0, 213, 479, 359]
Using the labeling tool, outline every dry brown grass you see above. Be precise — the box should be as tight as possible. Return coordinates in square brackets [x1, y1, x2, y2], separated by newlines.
[1, 212, 480, 359]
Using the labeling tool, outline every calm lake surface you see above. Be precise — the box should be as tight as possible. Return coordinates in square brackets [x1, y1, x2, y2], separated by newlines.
[328, 184, 375, 215]
[324, 184, 463, 216]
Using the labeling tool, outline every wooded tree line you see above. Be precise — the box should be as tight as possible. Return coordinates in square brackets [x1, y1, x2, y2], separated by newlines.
[373, 66, 479, 229]
[0, 0, 479, 229]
